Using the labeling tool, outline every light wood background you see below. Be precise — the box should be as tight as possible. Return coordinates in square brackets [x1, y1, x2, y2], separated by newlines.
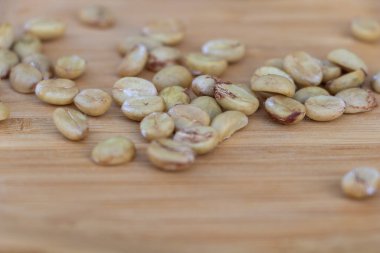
[1, 0, 380, 252]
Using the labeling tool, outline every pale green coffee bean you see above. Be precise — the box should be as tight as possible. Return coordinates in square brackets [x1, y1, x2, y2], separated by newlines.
[147, 138, 195, 172]
[264, 58, 284, 69]
[202, 39, 245, 63]
[305, 95, 345, 121]
[118, 44, 148, 77]
[74, 88, 112, 116]
[0, 23, 14, 49]
[173, 126, 219, 155]
[335, 88, 377, 114]
[183, 53, 228, 77]
[10, 63, 42, 93]
[342, 167, 380, 199]
[54, 55, 86, 79]
[327, 48, 368, 74]
[0, 48, 19, 78]
[53, 108, 89, 141]
[78, 5, 115, 28]
[326, 69, 366, 95]
[122, 95, 164, 121]
[191, 74, 220, 97]
[12, 34, 42, 59]
[351, 17, 380, 43]
[142, 18, 185, 46]
[35, 78, 79, 105]
[140, 112, 175, 141]
[320, 60, 341, 83]
[251, 74, 296, 97]
[211, 110, 248, 142]
[191, 96, 222, 120]
[215, 82, 259, 115]
[91, 137, 135, 166]
[372, 72, 380, 93]
[146, 46, 181, 72]
[112, 77, 157, 105]
[284, 51, 322, 87]
[152, 65, 192, 91]
[117, 35, 162, 56]
[265, 95, 306, 125]
[168, 104, 210, 130]
[294, 86, 330, 104]
[24, 18, 66, 41]
[23, 53, 52, 79]
[159, 86, 190, 109]
[0, 101, 10, 121]
[250, 66, 293, 84]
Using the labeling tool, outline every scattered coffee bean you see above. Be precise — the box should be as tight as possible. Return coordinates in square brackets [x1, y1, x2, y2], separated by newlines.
[341, 167, 380, 199]
[92, 136, 135, 166]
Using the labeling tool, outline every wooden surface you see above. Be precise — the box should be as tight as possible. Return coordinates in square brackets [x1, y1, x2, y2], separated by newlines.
[1, 0, 380, 252]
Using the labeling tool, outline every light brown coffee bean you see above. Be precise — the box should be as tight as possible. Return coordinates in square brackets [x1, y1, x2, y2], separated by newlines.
[335, 88, 377, 114]
[74, 89, 112, 116]
[54, 55, 86, 79]
[191, 74, 220, 97]
[202, 39, 245, 63]
[146, 46, 181, 72]
[326, 69, 366, 95]
[23, 53, 52, 79]
[191, 96, 222, 120]
[327, 48, 368, 74]
[0, 101, 10, 121]
[251, 74, 296, 97]
[147, 138, 195, 172]
[265, 95, 306, 125]
[152, 65, 192, 91]
[342, 167, 380, 199]
[140, 112, 175, 141]
[305, 95, 345, 121]
[264, 58, 284, 70]
[78, 5, 115, 28]
[91, 137, 135, 166]
[0, 23, 14, 49]
[351, 17, 380, 43]
[35, 78, 79, 105]
[112, 77, 157, 105]
[168, 104, 210, 130]
[211, 110, 248, 142]
[122, 95, 164, 121]
[12, 34, 42, 59]
[10, 63, 42, 93]
[215, 82, 259, 115]
[174, 126, 219, 155]
[117, 44, 148, 77]
[183, 53, 228, 77]
[0, 48, 19, 78]
[159, 86, 190, 109]
[142, 18, 185, 46]
[24, 18, 65, 41]
[117, 35, 162, 56]
[250, 66, 293, 84]
[53, 108, 89, 141]
[294, 86, 330, 104]
[284, 51, 323, 87]
[320, 60, 342, 83]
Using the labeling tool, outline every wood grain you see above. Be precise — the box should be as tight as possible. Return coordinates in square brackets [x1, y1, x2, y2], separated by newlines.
[1, 0, 380, 252]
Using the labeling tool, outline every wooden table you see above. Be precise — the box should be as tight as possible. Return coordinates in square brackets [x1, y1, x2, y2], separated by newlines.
[1, 0, 380, 252]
